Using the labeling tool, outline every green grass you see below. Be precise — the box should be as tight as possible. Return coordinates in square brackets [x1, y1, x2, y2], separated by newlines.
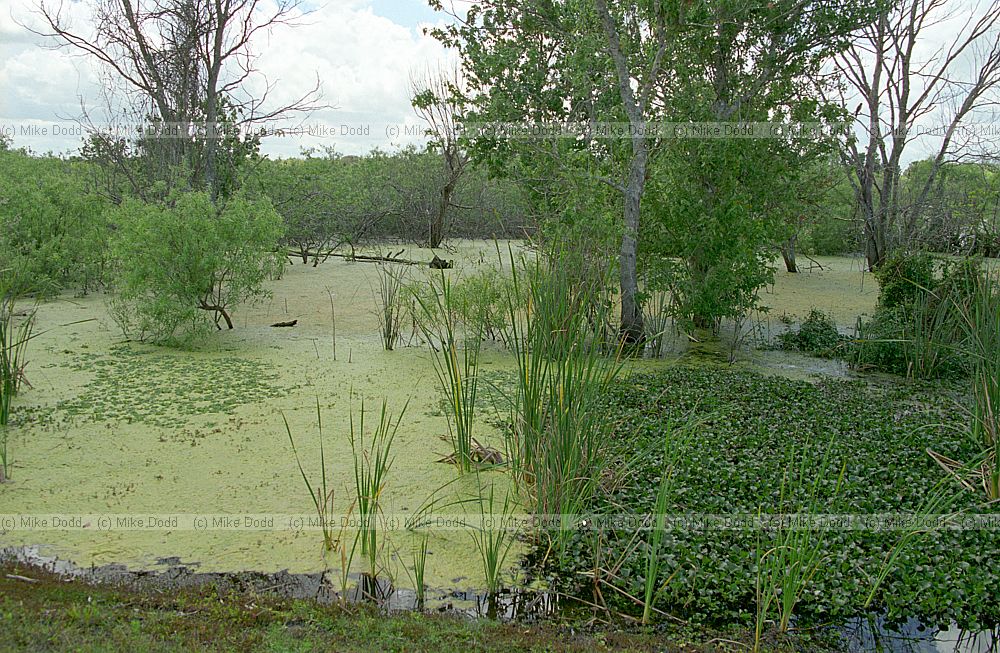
[0, 565, 747, 652]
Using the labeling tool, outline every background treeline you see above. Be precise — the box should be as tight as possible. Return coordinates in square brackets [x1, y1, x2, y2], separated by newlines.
[253, 146, 530, 264]
[3, 134, 999, 300]
[799, 159, 1000, 258]
[0, 138, 530, 298]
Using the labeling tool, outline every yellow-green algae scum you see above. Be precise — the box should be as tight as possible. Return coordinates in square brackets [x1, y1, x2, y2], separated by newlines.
[0, 243, 877, 591]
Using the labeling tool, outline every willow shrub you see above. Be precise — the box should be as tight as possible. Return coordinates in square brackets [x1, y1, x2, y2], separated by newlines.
[107, 192, 283, 345]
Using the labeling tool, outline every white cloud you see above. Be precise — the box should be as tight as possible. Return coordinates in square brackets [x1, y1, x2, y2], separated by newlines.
[0, 0, 454, 155]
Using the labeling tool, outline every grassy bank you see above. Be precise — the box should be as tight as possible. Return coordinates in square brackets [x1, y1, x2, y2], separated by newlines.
[0, 564, 813, 652]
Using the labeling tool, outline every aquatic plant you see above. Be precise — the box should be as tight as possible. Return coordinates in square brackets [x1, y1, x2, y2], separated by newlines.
[412, 533, 429, 609]
[350, 395, 406, 579]
[283, 398, 338, 551]
[470, 478, 517, 599]
[373, 262, 406, 351]
[641, 418, 690, 625]
[642, 289, 673, 359]
[0, 279, 36, 482]
[414, 271, 483, 474]
[777, 309, 844, 357]
[326, 287, 337, 361]
[931, 269, 1000, 499]
[499, 244, 622, 559]
[754, 443, 844, 649]
[571, 367, 998, 628]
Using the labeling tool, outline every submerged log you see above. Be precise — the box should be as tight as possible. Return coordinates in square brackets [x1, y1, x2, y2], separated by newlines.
[286, 249, 454, 268]
[270, 320, 298, 328]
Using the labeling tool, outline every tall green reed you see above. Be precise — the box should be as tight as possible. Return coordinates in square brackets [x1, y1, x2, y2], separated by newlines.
[412, 533, 429, 608]
[754, 442, 844, 650]
[642, 289, 672, 359]
[1, 280, 36, 482]
[949, 270, 1000, 498]
[283, 399, 340, 551]
[641, 418, 690, 625]
[499, 244, 622, 559]
[414, 272, 483, 474]
[470, 477, 517, 600]
[374, 263, 406, 351]
[351, 395, 406, 579]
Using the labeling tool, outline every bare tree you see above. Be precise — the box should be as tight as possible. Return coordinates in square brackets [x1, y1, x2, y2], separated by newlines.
[31, 0, 322, 200]
[410, 65, 468, 249]
[831, 0, 1000, 270]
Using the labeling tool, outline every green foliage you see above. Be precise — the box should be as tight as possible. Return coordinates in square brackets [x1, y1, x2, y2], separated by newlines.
[873, 251, 936, 310]
[899, 158, 1000, 256]
[449, 266, 525, 346]
[540, 367, 998, 628]
[500, 245, 622, 561]
[944, 272, 1000, 499]
[284, 399, 338, 552]
[0, 149, 109, 295]
[254, 147, 528, 254]
[0, 273, 37, 481]
[415, 271, 483, 474]
[373, 263, 407, 351]
[350, 396, 406, 579]
[851, 254, 981, 378]
[470, 479, 517, 598]
[777, 309, 845, 357]
[107, 192, 284, 344]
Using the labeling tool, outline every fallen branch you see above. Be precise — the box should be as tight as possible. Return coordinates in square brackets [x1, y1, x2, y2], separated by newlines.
[287, 250, 453, 268]
[6, 574, 38, 583]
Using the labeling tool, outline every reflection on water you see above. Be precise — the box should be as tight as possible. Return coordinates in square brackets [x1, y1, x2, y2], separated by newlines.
[838, 615, 999, 653]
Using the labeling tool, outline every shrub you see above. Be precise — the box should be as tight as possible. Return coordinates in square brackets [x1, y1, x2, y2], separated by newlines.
[0, 149, 109, 296]
[872, 251, 935, 310]
[850, 254, 981, 378]
[777, 309, 844, 357]
[108, 192, 283, 344]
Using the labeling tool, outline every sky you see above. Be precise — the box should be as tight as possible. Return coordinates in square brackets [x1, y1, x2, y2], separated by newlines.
[0, 0, 459, 156]
[0, 0, 996, 162]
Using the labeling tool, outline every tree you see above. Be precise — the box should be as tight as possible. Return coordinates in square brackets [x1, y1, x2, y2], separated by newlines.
[430, 0, 686, 343]
[411, 66, 470, 248]
[830, 0, 1000, 270]
[0, 148, 109, 296]
[433, 0, 873, 339]
[108, 191, 283, 343]
[900, 158, 1000, 254]
[33, 0, 321, 200]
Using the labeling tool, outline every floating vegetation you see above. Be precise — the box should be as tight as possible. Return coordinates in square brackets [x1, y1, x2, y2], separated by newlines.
[57, 344, 291, 428]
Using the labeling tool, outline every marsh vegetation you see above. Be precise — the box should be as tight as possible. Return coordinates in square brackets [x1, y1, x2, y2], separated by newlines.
[3, 0, 1000, 650]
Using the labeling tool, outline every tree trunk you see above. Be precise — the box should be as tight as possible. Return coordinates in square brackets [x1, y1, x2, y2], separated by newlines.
[430, 176, 456, 249]
[781, 235, 798, 273]
[619, 146, 647, 345]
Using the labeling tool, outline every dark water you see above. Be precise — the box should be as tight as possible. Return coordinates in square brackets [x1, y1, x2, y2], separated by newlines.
[837, 615, 998, 653]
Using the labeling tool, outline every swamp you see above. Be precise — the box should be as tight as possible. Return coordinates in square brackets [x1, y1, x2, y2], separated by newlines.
[2, 0, 1000, 651]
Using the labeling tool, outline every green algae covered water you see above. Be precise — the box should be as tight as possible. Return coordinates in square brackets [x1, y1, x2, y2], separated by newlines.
[0, 243, 876, 594]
